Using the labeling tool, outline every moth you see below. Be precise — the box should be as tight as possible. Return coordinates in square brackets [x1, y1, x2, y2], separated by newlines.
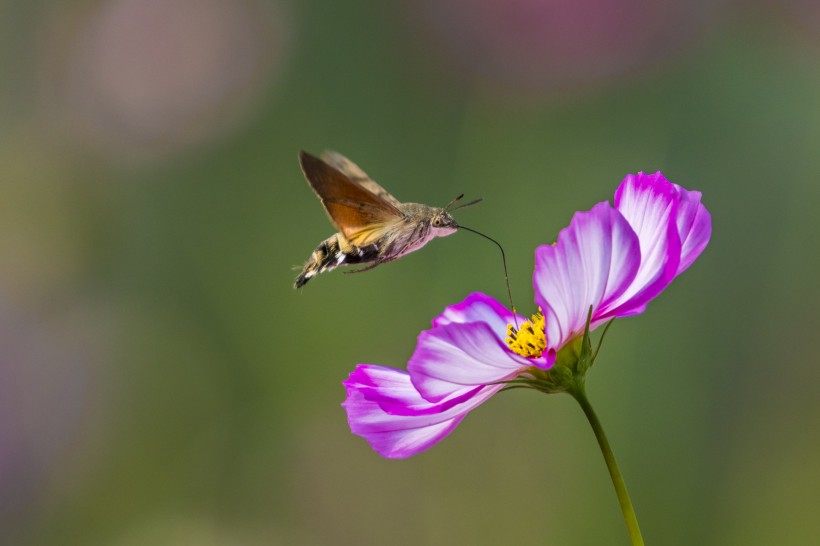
[294, 150, 480, 288]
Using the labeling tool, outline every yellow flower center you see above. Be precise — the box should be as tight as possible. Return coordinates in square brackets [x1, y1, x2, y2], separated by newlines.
[505, 308, 546, 358]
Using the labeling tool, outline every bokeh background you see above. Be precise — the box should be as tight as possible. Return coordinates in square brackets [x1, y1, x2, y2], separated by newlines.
[2, 0, 820, 544]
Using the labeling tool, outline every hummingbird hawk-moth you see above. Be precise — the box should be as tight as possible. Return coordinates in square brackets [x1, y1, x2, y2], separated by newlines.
[294, 150, 481, 288]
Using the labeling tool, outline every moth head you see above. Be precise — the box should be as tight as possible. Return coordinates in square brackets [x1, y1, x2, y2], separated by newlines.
[431, 210, 459, 234]
[432, 193, 482, 235]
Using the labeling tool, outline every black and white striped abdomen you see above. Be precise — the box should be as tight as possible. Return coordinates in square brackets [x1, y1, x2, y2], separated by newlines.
[294, 234, 379, 288]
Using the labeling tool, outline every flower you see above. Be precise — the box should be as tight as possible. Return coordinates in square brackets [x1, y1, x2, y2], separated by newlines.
[343, 172, 711, 458]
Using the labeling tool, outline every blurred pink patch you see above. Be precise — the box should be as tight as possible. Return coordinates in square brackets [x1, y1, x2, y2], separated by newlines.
[413, 0, 717, 96]
[0, 301, 105, 515]
[780, 0, 820, 45]
[41, 0, 290, 157]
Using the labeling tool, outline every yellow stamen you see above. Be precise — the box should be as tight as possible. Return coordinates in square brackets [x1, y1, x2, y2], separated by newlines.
[505, 308, 546, 358]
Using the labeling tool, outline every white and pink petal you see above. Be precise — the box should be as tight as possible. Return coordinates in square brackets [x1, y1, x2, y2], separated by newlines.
[432, 292, 525, 332]
[672, 185, 711, 275]
[533, 202, 641, 351]
[343, 365, 502, 459]
[408, 320, 530, 402]
[606, 172, 682, 317]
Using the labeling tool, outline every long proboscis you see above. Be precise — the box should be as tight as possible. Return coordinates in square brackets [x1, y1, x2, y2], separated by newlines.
[459, 225, 518, 327]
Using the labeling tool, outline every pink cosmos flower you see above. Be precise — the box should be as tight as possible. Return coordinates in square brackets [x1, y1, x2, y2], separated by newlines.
[343, 172, 711, 458]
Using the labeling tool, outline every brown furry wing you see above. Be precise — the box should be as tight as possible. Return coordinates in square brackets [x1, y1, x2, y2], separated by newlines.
[299, 151, 403, 246]
[320, 151, 401, 207]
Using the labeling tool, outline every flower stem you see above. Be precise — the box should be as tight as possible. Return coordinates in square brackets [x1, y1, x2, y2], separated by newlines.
[568, 383, 645, 546]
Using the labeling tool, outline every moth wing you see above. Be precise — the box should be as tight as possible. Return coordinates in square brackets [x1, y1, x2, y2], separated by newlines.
[320, 151, 401, 207]
[299, 151, 403, 246]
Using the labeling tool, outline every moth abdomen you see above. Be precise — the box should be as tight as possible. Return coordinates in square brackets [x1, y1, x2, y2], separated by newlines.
[294, 234, 379, 288]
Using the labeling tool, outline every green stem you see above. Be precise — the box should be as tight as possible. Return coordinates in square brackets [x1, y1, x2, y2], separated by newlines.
[568, 383, 645, 546]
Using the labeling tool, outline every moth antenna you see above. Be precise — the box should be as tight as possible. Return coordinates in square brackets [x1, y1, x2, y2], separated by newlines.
[459, 225, 518, 328]
[450, 197, 483, 211]
[443, 194, 465, 212]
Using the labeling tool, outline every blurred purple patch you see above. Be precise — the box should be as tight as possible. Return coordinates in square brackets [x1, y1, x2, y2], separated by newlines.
[39, 0, 291, 159]
[0, 301, 102, 527]
[413, 0, 719, 96]
[780, 0, 820, 45]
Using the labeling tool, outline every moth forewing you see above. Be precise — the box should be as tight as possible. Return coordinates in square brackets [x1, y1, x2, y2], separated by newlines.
[319, 151, 402, 207]
[298, 151, 402, 233]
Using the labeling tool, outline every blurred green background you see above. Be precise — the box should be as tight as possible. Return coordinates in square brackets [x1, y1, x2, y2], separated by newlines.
[2, 0, 820, 544]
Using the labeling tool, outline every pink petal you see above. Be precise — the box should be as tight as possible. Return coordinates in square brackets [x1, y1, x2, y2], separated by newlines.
[408, 320, 531, 403]
[343, 365, 502, 459]
[533, 201, 641, 351]
[432, 292, 525, 332]
[672, 185, 711, 275]
[605, 172, 682, 317]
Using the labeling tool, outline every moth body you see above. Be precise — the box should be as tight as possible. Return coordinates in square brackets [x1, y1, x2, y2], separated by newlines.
[294, 151, 463, 288]
[389, 203, 458, 258]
